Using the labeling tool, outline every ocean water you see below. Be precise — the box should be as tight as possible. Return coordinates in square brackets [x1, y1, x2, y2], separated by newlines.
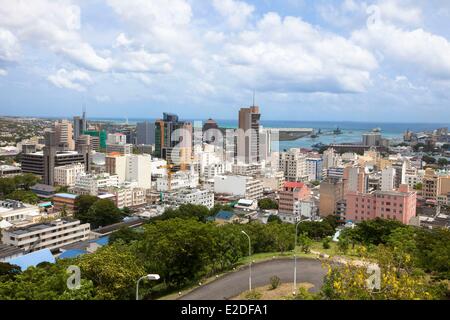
[90, 117, 450, 151]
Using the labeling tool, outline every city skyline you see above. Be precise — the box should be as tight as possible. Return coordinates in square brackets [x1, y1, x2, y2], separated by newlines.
[1, 0, 450, 122]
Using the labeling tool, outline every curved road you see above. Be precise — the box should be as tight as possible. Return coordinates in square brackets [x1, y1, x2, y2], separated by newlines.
[180, 258, 327, 300]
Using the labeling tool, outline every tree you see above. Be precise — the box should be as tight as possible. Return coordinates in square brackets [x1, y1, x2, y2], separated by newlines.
[83, 199, 124, 229]
[77, 243, 146, 300]
[321, 246, 446, 300]
[344, 218, 406, 246]
[109, 227, 143, 244]
[258, 198, 279, 210]
[15, 173, 40, 190]
[322, 237, 331, 250]
[0, 263, 21, 282]
[438, 158, 449, 167]
[156, 204, 211, 223]
[422, 155, 436, 165]
[270, 276, 281, 290]
[0, 177, 16, 196]
[74, 195, 98, 221]
[140, 218, 218, 288]
[267, 215, 282, 224]
[6, 190, 39, 204]
[414, 182, 423, 191]
[298, 232, 312, 254]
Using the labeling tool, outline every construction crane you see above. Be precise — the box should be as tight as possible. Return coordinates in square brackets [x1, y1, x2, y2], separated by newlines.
[158, 164, 175, 191]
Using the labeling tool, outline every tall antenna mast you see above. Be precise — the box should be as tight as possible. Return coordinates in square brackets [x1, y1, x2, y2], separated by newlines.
[252, 90, 256, 107]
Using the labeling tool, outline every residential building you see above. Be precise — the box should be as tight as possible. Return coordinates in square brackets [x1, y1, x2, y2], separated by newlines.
[278, 181, 311, 215]
[162, 189, 214, 209]
[214, 175, 263, 200]
[1, 219, 90, 252]
[279, 148, 308, 182]
[156, 170, 199, 192]
[319, 179, 345, 216]
[381, 167, 396, 191]
[73, 173, 119, 196]
[345, 185, 416, 224]
[0, 200, 41, 228]
[105, 154, 152, 189]
[54, 120, 75, 150]
[52, 193, 78, 212]
[231, 163, 262, 176]
[306, 158, 323, 181]
[0, 165, 22, 177]
[54, 163, 85, 187]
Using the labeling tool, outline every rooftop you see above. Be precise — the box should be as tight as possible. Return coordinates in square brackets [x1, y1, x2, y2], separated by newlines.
[53, 193, 78, 200]
[7, 249, 55, 270]
[0, 243, 24, 260]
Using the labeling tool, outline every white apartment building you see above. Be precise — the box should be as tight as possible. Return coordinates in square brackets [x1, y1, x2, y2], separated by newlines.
[106, 154, 152, 189]
[74, 173, 120, 196]
[0, 200, 41, 229]
[214, 175, 263, 200]
[101, 186, 146, 209]
[1, 219, 90, 252]
[322, 148, 341, 169]
[259, 169, 285, 191]
[162, 189, 214, 209]
[156, 171, 199, 192]
[203, 163, 225, 179]
[279, 149, 308, 182]
[405, 168, 425, 189]
[381, 167, 396, 191]
[54, 163, 85, 187]
[305, 158, 323, 181]
[232, 163, 262, 176]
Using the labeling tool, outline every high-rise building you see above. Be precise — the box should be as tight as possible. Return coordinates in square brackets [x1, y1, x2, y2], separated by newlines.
[154, 113, 193, 168]
[54, 120, 75, 150]
[381, 167, 396, 191]
[237, 106, 261, 164]
[21, 131, 89, 186]
[137, 121, 156, 145]
[105, 154, 152, 189]
[73, 110, 87, 141]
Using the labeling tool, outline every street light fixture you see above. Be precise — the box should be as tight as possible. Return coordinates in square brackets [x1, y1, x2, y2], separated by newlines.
[293, 217, 303, 295]
[241, 230, 252, 291]
[136, 274, 160, 300]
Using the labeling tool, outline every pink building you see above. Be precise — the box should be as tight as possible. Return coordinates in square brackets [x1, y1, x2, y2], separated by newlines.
[345, 184, 416, 224]
[278, 182, 310, 214]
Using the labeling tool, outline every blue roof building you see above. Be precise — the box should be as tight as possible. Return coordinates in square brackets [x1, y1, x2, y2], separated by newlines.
[7, 249, 56, 270]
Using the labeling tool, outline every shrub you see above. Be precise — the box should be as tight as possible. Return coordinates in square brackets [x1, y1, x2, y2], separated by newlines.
[270, 276, 281, 290]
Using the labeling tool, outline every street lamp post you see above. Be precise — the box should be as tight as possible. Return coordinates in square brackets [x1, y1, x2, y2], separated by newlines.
[294, 217, 303, 295]
[241, 230, 252, 291]
[136, 274, 160, 300]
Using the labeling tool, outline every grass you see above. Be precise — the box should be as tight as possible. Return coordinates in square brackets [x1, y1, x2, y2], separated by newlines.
[232, 283, 315, 300]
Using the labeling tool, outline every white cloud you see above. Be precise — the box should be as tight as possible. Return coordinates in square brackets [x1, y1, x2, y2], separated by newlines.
[376, 0, 422, 27]
[114, 49, 172, 73]
[114, 33, 134, 48]
[0, 0, 111, 72]
[212, 0, 255, 29]
[217, 12, 378, 93]
[0, 28, 21, 74]
[48, 68, 93, 91]
[95, 95, 111, 102]
[352, 23, 450, 79]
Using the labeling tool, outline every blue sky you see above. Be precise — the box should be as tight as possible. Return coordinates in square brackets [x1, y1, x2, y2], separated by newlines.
[0, 0, 450, 122]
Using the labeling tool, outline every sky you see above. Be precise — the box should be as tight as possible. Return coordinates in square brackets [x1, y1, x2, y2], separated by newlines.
[0, 0, 450, 122]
